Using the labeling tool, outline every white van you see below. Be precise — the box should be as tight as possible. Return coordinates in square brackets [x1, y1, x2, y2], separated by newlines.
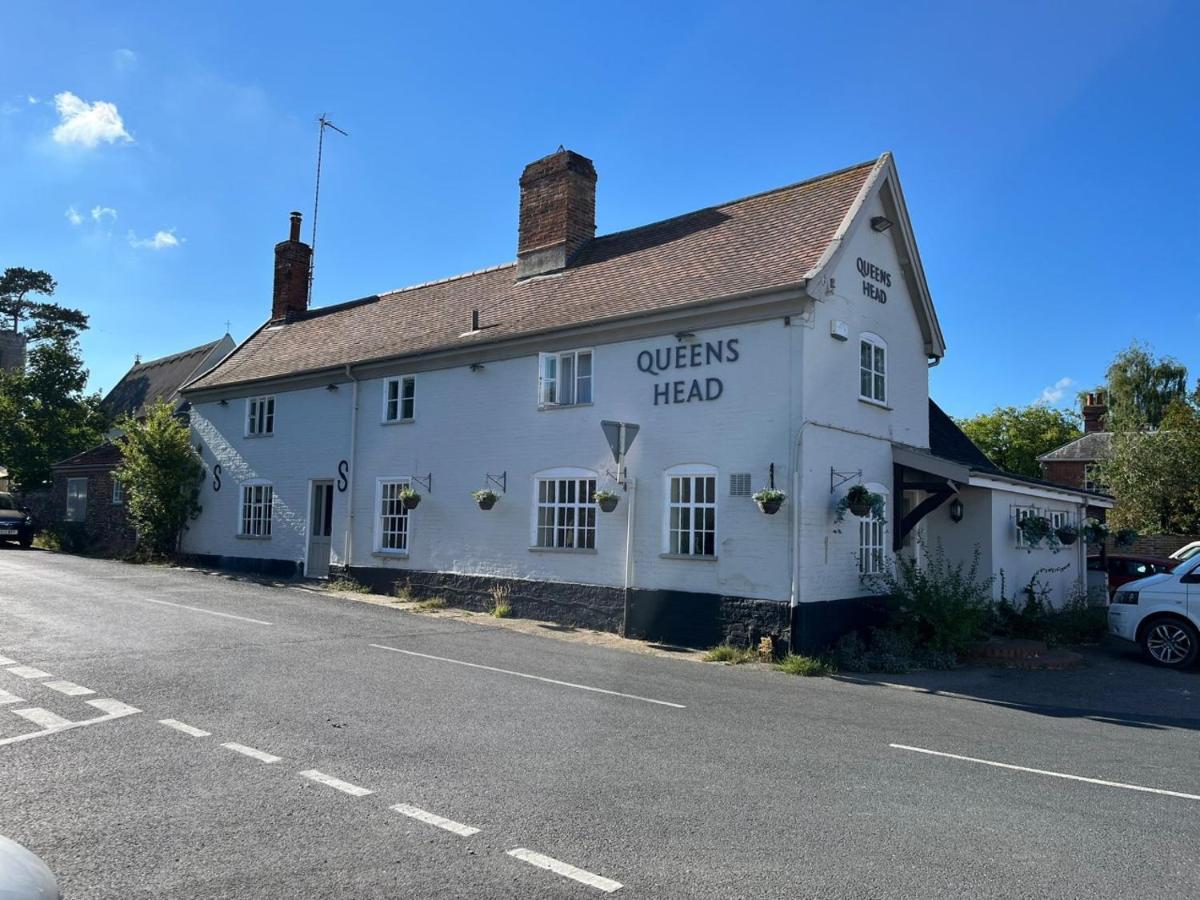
[1108, 554, 1200, 669]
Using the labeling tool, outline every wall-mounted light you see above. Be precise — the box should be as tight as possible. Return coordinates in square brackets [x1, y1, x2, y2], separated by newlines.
[675, 331, 697, 343]
[218, 399, 229, 407]
[326, 383, 339, 392]
[469, 363, 486, 372]
[949, 498, 964, 523]
[870, 215, 893, 233]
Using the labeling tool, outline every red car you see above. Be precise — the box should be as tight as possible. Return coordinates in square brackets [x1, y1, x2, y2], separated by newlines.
[1088, 553, 1178, 594]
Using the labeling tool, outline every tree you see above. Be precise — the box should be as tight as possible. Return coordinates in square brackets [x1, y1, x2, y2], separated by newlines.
[956, 405, 1082, 478]
[1091, 341, 1188, 430]
[115, 400, 205, 555]
[1100, 399, 1200, 534]
[0, 334, 108, 487]
[0, 267, 88, 339]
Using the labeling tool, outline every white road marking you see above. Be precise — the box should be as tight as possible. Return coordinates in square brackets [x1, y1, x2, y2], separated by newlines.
[13, 707, 72, 729]
[0, 689, 23, 705]
[222, 742, 281, 763]
[87, 698, 141, 716]
[891, 743, 1200, 802]
[7, 666, 52, 680]
[137, 597, 272, 626]
[0, 655, 15, 665]
[369, 644, 686, 709]
[159, 719, 211, 738]
[0, 697, 139, 747]
[43, 680, 95, 697]
[299, 769, 373, 796]
[507, 848, 623, 893]
[390, 803, 480, 837]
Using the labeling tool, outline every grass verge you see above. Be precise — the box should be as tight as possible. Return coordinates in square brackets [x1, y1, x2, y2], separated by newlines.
[703, 644, 756, 665]
[776, 654, 834, 677]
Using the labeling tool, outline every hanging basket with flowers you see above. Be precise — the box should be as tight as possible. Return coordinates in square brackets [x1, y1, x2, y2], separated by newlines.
[1114, 527, 1139, 549]
[1082, 519, 1109, 545]
[398, 486, 422, 510]
[752, 488, 786, 515]
[593, 489, 620, 513]
[834, 485, 886, 524]
[1055, 523, 1079, 546]
[1017, 514, 1055, 549]
[472, 489, 498, 510]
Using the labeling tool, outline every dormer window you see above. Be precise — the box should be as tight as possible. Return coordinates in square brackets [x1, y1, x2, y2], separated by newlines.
[538, 349, 592, 408]
[246, 396, 275, 436]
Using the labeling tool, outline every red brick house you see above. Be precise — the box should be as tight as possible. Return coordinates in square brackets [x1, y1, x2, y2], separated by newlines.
[1038, 392, 1111, 492]
[49, 335, 234, 551]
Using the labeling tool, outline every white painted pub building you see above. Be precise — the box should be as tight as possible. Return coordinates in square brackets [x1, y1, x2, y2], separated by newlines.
[181, 150, 1106, 651]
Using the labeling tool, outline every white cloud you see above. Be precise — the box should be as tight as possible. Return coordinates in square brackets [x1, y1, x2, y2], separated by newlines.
[27, 95, 38, 105]
[113, 49, 137, 71]
[65, 206, 83, 226]
[91, 205, 117, 225]
[1037, 376, 1075, 406]
[51, 91, 132, 148]
[128, 228, 182, 250]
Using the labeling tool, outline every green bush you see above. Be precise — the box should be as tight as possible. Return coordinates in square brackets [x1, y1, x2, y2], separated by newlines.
[703, 644, 756, 664]
[864, 541, 993, 655]
[776, 654, 833, 676]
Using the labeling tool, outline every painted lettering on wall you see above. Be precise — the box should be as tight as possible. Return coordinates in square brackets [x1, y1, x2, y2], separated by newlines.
[337, 460, 349, 492]
[856, 257, 891, 304]
[636, 338, 739, 405]
[212, 463, 222, 492]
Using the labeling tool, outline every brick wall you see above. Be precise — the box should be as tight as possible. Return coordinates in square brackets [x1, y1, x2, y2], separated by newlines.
[1110, 533, 1200, 559]
[49, 467, 136, 553]
[1040, 460, 1085, 489]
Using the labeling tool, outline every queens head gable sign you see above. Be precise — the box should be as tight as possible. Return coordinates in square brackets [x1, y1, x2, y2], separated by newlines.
[637, 338, 740, 405]
[856, 257, 891, 303]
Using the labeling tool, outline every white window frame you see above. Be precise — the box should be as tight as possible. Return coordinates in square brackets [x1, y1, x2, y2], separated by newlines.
[65, 477, 87, 522]
[537, 348, 593, 408]
[238, 480, 273, 538]
[1014, 505, 1037, 549]
[859, 334, 887, 405]
[531, 467, 598, 551]
[374, 477, 412, 555]
[246, 395, 275, 437]
[663, 464, 718, 558]
[858, 483, 889, 576]
[112, 478, 124, 505]
[382, 376, 415, 423]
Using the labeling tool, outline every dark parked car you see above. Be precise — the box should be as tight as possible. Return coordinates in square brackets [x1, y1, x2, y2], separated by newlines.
[0, 492, 34, 549]
[1088, 553, 1178, 594]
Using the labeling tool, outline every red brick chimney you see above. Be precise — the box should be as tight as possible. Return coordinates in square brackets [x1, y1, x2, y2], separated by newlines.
[517, 149, 597, 279]
[1082, 391, 1108, 433]
[272, 211, 312, 321]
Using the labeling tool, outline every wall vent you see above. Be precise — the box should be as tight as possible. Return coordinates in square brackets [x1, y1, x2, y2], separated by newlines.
[729, 473, 752, 497]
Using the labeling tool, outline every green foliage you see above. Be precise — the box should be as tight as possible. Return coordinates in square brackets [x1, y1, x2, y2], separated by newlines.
[834, 485, 886, 524]
[593, 489, 619, 502]
[776, 653, 834, 676]
[416, 597, 448, 611]
[0, 267, 88, 339]
[864, 540, 993, 655]
[0, 334, 108, 487]
[1017, 514, 1056, 550]
[990, 581, 1107, 646]
[955, 404, 1081, 478]
[1094, 341, 1189, 430]
[752, 488, 786, 503]
[472, 489, 498, 503]
[704, 644, 756, 664]
[1100, 399, 1200, 534]
[114, 400, 204, 556]
[328, 575, 371, 593]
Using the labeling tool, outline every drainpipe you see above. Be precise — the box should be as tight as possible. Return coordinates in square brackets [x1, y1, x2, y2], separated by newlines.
[622, 476, 637, 638]
[787, 309, 808, 655]
[343, 364, 359, 570]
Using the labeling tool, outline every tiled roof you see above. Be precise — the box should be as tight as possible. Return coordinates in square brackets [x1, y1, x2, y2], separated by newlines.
[102, 337, 231, 420]
[52, 441, 122, 470]
[189, 157, 880, 391]
[1037, 431, 1112, 462]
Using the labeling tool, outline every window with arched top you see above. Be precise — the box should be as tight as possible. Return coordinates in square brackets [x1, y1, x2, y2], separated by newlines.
[531, 467, 598, 550]
[664, 464, 718, 558]
[859, 333, 887, 405]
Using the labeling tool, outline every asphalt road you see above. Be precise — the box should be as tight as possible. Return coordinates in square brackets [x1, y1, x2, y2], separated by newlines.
[0, 549, 1198, 898]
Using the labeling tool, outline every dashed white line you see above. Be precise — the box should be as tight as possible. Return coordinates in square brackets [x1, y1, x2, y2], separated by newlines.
[159, 719, 211, 738]
[0, 655, 15, 666]
[221, 742, 281, 763]
[13, 707, 72, 729]
[507, 848, 623, 893]
[43, 680, 95, 697]
[369, 644, 686, 709]
[299, 769, 373, 797]
[137, 597, 272, 626]
[0, 697, 140, 747]
[390, 803, 480, 837]
[7, 666, 52, 680]
[0, 689, 23, 705]
[87, 698, 141, 717]
[890, 743, 1200, 802]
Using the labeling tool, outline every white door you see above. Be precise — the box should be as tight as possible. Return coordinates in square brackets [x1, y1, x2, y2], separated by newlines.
[307, 480, 334, 578]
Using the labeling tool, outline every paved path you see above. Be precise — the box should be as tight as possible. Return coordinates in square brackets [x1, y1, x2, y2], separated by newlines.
[0, 549, 1197, 897]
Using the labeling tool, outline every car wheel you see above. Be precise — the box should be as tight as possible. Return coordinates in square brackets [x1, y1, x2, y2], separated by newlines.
[1141, 617, 1200, 669]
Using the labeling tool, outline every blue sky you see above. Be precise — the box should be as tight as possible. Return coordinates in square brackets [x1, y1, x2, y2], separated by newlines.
[3, 1, 1196, 417]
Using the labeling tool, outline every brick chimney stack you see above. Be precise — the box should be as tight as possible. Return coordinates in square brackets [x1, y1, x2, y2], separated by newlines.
[516, 149, 597, 279]
[1082, 391, 1108, 433]
[272, 211, 312, 321]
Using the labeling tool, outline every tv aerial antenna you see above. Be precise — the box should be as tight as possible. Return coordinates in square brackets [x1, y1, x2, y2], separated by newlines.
[309, 113, 349, 304]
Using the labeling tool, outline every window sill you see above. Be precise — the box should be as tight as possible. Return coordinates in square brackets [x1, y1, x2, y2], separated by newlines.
[244, 433, 275, 439]
[372, 550, 410, 559]
[659, 553, 718, 562]
[380, 418, 415, 426]
[537, 402, 594, 412]
[236, 534, 272, 540]
[528, 546, 598, 554]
